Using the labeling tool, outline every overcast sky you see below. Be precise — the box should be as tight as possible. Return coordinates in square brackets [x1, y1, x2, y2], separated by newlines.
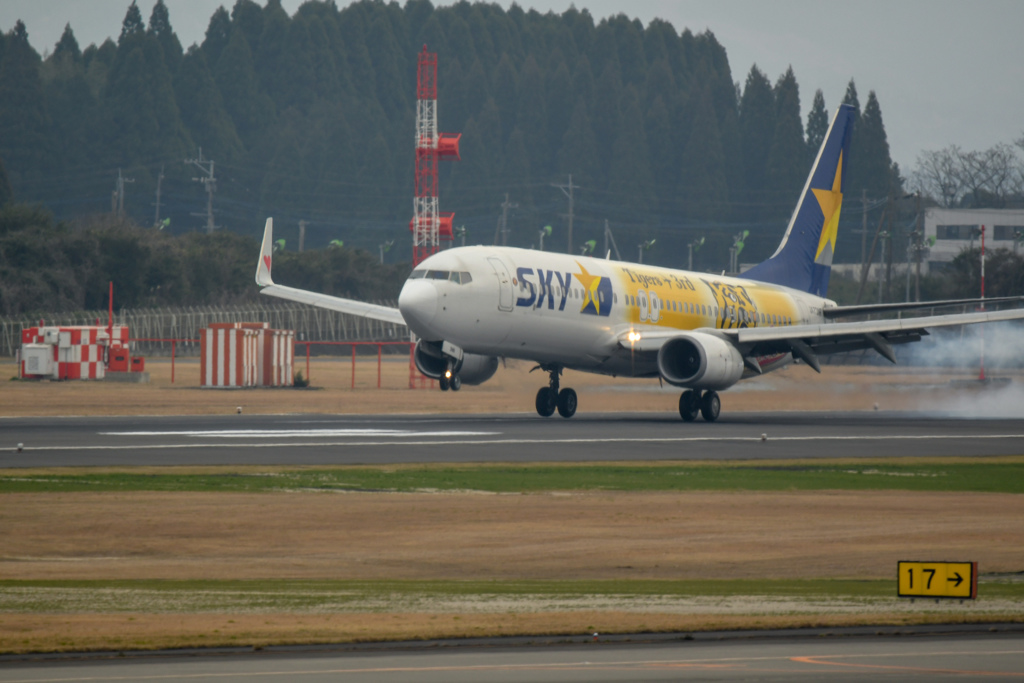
[2, 0, 1021, 174]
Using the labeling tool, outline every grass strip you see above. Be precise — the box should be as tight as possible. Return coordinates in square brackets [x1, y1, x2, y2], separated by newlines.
[3, 578, 1023, 613]
[3, 458, 1024, 494]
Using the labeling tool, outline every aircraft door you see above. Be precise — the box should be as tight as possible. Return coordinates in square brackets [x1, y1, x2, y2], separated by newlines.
[487, 257, 514, 312]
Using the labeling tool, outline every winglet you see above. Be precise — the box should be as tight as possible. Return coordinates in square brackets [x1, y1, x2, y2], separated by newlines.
[256, 217, 274, 286]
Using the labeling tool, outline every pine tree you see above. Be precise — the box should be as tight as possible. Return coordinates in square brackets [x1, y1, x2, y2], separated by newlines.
[679, 87, 727, 222]
[544, 60, 573, 156]
[231, 0, 264, 55]
[119, 2, 145, 43]
[103, 15, 192, 170]
[502, 127, 533, 210]
[805, 89, 828, 154]
[367, 13, 407, 120]
[556, 100, 598, 189]
[54, 24, 81, 61]
[516, 55, 548, 172]
[491, 54, 519, 143]
[175, 46, 244, 163]
[214, 26, 275, 146]
[202, 6, 231, 68]
[0, 154, 12, 205]
[765, 67, 807, 219]
[738, 65, 775, 220]
[148, 0, 183, 74]
[855, 91, 897, 199]
[645, 94, 675, 212]
[608, 87, 656, 219]
[0, 21, 53, 198]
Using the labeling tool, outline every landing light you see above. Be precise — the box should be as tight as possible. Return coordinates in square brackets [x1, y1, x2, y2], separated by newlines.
[445, 369, 452, 378]
[628, 331, 642, 344]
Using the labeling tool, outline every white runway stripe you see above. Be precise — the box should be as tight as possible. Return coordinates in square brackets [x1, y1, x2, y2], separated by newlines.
[17, 433, 1024, 452]
[101, 429, 499, 438]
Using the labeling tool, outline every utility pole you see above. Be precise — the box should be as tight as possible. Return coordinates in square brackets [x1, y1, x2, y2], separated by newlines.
[551, 174, 576, 254]
[913, 192, 922, 302]
[637, 239, 655, 264]
[860, 189, 867, 268]
[153, 164, 164, 228]
[497, 194, 518, 246]
[185, 148, 217, 234]
[877, 230, 890, 304]
[298, 220, 307, 253]
[687, 237, 704, 271]
[602, 220, 622, 260]
[113, 168, 134, 218]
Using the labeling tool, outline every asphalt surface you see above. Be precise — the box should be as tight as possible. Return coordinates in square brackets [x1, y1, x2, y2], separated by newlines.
[2, 411, 1023, 467]
[3, 629, 1023, 682]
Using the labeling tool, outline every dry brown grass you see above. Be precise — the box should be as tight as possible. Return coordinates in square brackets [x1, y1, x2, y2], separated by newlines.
[4, 612, 1019, 654]
[2, 356, 1012, 417]
[4, 490, 1023, 582]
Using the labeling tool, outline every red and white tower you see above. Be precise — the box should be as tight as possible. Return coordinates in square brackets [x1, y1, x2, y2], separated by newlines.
[411, 45, 461, 267]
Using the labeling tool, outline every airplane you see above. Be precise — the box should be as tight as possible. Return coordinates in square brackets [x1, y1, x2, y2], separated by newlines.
[255, 103, 1024, 422]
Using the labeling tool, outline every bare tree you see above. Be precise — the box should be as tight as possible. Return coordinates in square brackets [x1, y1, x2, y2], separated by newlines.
[912, 141, 1024, 207]
[912, 147, 962, 207]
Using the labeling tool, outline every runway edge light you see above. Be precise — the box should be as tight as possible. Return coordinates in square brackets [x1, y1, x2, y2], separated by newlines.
[897, 561, 977, 600]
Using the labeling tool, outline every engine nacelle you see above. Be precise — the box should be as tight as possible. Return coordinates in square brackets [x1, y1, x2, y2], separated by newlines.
[413, 340, 499, 386]
[656, 332, 744, 391]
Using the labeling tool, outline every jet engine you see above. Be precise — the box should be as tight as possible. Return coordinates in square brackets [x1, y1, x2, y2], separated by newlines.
[413, 340, 499, 386]
[656, 332, 744, 391]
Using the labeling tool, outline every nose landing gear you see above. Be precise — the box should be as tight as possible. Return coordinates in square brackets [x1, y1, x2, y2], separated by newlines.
[534, 365, 576, 418]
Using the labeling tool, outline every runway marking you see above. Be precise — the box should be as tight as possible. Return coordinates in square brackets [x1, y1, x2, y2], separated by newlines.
[100, 429, 499, 439]
[8, 650, 1024, 681]
[13, 433, 1024, 452]
[792, 652, 1024, 676]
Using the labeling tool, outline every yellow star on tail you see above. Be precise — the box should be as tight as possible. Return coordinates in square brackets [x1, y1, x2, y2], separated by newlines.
[812, 151, 843, 262]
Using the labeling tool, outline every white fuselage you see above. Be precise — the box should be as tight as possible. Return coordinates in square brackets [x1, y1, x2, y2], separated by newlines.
[398, 246, 834, 378]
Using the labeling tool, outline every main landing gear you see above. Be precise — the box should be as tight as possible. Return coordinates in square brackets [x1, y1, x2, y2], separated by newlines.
[679, 389, 720, 423]
[535, 365, 576, 418]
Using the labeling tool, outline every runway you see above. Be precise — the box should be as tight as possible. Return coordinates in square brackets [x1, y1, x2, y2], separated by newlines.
[3, 629, 1023, 682]
[2, 411, 1024, 467]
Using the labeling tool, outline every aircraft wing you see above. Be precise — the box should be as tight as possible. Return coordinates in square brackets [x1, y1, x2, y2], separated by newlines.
[726, 307, 1024, 372]
[255, 218, 406, 326]
[618, 307, 1024, 373]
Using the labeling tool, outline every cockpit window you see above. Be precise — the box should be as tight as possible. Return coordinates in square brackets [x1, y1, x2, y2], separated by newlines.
[409, 269, 473, 284]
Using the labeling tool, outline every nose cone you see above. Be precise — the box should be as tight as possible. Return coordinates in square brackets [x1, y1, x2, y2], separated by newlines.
[398, 279, 439, 337]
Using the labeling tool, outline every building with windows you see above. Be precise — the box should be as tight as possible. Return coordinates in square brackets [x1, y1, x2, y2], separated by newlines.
[925, 208, 1024, 267]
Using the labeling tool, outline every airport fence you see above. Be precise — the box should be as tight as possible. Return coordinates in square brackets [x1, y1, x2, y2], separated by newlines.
[0, 301, 409, 357]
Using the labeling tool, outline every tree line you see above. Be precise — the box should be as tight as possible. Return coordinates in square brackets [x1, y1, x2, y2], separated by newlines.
[0, 0, 905, 272]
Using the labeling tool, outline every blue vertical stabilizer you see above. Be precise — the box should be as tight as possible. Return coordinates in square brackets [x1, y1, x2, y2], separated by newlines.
[742, 104, 856, 296]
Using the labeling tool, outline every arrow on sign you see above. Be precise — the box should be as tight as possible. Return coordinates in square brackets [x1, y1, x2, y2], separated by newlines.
[948, 573, 964, 588]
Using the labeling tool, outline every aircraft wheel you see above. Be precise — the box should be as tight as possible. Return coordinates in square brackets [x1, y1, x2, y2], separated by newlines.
[535, 387, 557, 417]
[439, 375, 450, 391]
[450, 375, 462, 391]
[556, 388, 577, 418]
[700, 390, 721, 422]
[679, 390, 700, 422]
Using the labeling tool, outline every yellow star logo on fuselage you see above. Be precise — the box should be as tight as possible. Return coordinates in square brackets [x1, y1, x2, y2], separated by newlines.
[574, 261, 601, 313]
[812, 151, 843, 263]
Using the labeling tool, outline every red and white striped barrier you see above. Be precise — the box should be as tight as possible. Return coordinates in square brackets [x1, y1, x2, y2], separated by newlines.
[200, 323, 294, 388]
